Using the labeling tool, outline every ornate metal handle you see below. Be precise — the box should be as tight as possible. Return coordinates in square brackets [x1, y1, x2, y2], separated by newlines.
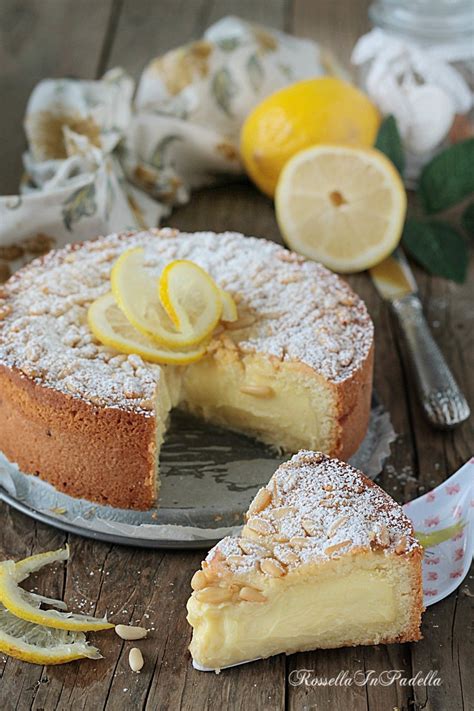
[391, 294, 470, 429]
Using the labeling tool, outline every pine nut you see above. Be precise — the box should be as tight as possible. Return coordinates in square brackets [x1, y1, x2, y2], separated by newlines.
[327, 516, 349, 538]
[324, 539, 352, 555]
[238, 540, 272, 557]
[190, 570, 207, 591]
[301, 517, 319, 536]
[239, 586, 267, 603]
[195, 587, 233, 604]
[240, 385, 275, 398]
[289, 537, 309, 548]
[225, 315, 256, 330]
[275, 549, 299, 565]
[377, 525, 390, 547]
[129, 647, 144, 673]
[395, 536, 407, 554]
[248, 488, 272, 515]
[245, 517, 274, 536]
[272, 506, 297, 519]
[260, 558, 286, 577]
[227, 555, 247, 566]
[115, 624, 148, 641]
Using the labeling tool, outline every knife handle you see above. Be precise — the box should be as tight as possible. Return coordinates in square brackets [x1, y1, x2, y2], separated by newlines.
[391, 294, 470, 429]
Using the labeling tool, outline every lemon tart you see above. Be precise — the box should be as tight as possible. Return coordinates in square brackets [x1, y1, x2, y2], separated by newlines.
[0, 230, 373, 509]
[187, 451, 423, 670]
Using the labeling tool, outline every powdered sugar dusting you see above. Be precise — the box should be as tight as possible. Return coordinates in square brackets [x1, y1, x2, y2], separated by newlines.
[0, 229, 373, 412]
[209, 451, 420, 575]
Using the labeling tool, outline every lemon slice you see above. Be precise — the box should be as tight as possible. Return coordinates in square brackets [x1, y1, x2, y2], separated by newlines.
[0, 547, 113, 632]
[158, 259, 223, 337]
[14, 545, 70, 582]
[0, 603, 101, 664]
[219, 289, 238, 322]
[275, 145, 406, 273]
[111, 248, 218, 348]
[88, 292, 208, 365]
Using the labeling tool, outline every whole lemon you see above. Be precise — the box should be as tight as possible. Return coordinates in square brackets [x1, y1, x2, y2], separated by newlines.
[240, 77, 380, 197]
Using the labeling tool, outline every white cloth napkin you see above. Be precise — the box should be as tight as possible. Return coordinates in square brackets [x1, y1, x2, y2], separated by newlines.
[0, 16, 328, 277]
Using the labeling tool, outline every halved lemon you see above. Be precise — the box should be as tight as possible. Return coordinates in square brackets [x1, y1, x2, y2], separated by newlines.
[111, 249, 220, 347]
[0, 548, 112, 632]
[88, 292, 208, 365]
[158, 259, 223, 336]
[0, 603, 101, 664]
[275, 145, 406, 273]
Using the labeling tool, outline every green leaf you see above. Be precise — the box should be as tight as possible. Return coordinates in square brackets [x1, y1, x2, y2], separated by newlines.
[461, 201, 474, 238]
[419, 138, 474, 213]
[246, 54, 264, 92]
[402, 218, 468, 283]
[211, 67, 237, 117]
[374, 115, 405, 175]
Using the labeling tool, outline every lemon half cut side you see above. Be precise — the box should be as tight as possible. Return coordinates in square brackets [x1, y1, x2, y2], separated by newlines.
[275, 144, 406, 273]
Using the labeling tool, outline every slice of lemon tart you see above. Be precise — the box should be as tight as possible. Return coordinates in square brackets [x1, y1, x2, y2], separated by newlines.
[0, 229, 373, 509]
[187, 451, 423, 670]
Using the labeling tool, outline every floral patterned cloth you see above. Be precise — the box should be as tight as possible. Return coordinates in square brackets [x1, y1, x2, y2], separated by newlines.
[0, 16, 328, 280]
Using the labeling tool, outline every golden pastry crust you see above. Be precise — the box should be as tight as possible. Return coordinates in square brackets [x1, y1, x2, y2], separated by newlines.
[0, 365, 156, 509]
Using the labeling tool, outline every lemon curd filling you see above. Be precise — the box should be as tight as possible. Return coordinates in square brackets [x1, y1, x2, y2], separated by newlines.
[178, 352, 336, 453]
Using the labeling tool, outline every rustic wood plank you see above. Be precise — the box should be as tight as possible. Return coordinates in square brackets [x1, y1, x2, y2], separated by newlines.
[204, 0, 289, 31]
[292, 0, 371, 70]
[0, 0, 114, 194]
[105, 0, 288, 80]
[105, 0, 209, 79]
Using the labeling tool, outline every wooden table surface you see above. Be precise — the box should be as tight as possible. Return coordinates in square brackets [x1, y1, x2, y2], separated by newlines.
[0, 1, 472, 709]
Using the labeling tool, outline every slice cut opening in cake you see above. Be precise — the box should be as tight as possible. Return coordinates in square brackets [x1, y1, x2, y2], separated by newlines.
[178, 353, 338, 454]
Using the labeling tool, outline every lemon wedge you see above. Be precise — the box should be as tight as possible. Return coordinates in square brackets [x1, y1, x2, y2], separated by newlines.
[0, 548, 113, 632]
[0, 603, 101, 664]
[88, 292, 209, 365]
[158, 259, 223, 337]
[111, 249, 220, 347]
[275, 145, 406, 273]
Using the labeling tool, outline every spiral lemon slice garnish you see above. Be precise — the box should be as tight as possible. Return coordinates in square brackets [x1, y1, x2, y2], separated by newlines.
[88, 293, 209, 365]
[112, 249, 221, 347]
[158, 259, 223, 337]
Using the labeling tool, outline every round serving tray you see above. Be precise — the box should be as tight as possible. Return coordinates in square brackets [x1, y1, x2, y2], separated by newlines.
[0, 396, 395, 549]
